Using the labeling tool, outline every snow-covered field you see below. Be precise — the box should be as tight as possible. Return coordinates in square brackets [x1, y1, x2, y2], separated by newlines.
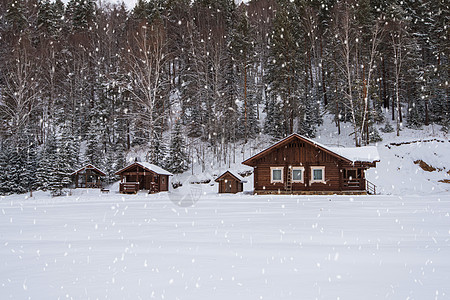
[1, 188, 449, 299]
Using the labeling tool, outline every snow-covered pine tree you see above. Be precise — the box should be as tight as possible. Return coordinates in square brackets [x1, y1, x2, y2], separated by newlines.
[186, 105, 203, 139]
[5, 145, 27, 194]
[114, 137, 127, 171]
[49, 132, 74, 196]
[238, 92, 260, 141]
[22, 134, 39, 194]
[104, 143, 117, 185]
[37, 0, 63, 37]
[264, 96, 285, 139]
[60, 125, 79, 171]
[0, 146, 11, 195]
[148, 130, 167, 167]
[265, 0, 302, 136]
[28, 144, 38, 192]
[65, 0, 96, 31]
[5, 0, 27, 32]
[36, 132, 58, 191]
[166, 121, 189, 174]
[297, 99, 317, 138]
[85, 112, 104, 168]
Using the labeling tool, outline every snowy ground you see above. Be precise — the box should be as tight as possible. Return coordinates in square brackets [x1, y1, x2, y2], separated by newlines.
[1, 187, 449, 299]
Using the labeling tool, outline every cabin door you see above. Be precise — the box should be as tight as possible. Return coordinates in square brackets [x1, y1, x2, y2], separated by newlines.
[225, 181, 232, 193]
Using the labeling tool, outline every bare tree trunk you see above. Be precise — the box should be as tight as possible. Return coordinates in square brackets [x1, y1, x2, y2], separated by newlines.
[391, 29, 404, 136]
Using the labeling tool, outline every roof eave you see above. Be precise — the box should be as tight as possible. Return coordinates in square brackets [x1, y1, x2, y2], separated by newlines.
[242, 133, 354, 165]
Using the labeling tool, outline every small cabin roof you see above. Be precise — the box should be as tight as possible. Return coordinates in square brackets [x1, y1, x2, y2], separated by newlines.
[215, 170, 247, 183]
[242, 133, 380, 166]
[115, 161, 173, 176]
[70, 164, 106, 176]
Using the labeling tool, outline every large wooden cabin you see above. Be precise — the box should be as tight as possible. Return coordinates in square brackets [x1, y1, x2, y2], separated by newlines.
[215, 170, 247, 193]
[71, 164, 106, 188]
[115, 162, 173, 194]
[242, 134, 379, 195]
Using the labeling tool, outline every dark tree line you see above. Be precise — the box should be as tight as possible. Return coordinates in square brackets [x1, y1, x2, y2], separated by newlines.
[0, 0, 448, 194]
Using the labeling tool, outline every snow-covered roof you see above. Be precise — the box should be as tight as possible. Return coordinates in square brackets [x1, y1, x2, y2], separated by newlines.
[116, 161, 173, 176]
[243, 133, 380, 165]
[216, 170, 247, 183]
[70, 164, 106, 176]
[292, 134, 379, 162]
[136, 162, 173, 176]
[328, 146, 380, 163]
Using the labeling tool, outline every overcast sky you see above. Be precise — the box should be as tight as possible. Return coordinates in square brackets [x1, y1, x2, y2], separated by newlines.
[61, 0, 138, 9]
[103, 0, 137, 9]
[64, 0, 247, 10]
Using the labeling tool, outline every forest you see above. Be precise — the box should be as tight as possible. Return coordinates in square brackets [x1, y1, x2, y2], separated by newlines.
[0, 0, 448, 195]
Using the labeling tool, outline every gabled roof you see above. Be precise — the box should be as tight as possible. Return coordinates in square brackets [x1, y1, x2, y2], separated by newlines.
[215, 170, 247, 183]
[115, 161, 173, 176]
[242, 133, 380, 166]
[71, 164, 106, 176]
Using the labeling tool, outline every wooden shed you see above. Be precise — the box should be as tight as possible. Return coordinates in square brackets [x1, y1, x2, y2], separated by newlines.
[215, 170, 247, 193]
[242, 134, 379, 195]
[71, 164, 106, 188]
[115, 162, 173, 194]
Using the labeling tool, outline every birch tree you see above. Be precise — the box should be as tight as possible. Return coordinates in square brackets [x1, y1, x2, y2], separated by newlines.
[0, 46, 40, 147]
[124, 19, 170, 146]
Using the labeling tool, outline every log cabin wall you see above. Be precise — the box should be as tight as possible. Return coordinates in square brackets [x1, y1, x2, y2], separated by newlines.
[217, 173, 242, 193]
[116, 162, 172, 193]
[252, 139, 367, 192]
[122, 165, 165, 191]
[159, 175, 169, 192]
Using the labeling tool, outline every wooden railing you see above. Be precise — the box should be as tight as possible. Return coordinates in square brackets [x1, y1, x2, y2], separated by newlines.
[120, 182, 139, 194]
[366, 180, 376, 195]
[344, 179, 362, 188]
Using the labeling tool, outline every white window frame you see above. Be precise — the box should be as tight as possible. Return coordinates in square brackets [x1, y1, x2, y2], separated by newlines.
[270, 167, 284, 183]
[310, 166, 326, 184]
[291, 166, 305, 183]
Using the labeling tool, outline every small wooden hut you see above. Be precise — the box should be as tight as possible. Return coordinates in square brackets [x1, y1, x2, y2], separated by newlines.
[242, 134, 379, 195]
[115, 162, 173, 194]
[215, 170, 247, 193]
[71, 164, 106, 188]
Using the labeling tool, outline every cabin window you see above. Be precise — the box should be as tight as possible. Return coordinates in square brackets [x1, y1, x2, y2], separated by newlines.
[291, 167, 304, 183]
[270, 167, 284, 183]
[310, 166, 325, 183]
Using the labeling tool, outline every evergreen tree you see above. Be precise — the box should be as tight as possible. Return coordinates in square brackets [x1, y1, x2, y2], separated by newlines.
[48, 131, 74, 196]
[297, 99, 317, 138]
[37, 0, 63, 37]
[186, 106, 204, 138]
[85, 101, 106, 168]
[148, 130, 167, 167]
[264, 96, 285, 139]
[36, 133, 58, 191]
[5, 145, 27, 194]
[104, 143, 118, 185]
[0, 147, 11, 195]
[265, 0, 303, 135]
[166, 121, 189, 174]
[22, 139, 38, 194]
[5, 0, 27, 32]
[66, 0, 96, 31]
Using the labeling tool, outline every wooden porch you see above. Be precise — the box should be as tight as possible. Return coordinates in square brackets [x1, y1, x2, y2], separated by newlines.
[71, 164, 106, 189]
